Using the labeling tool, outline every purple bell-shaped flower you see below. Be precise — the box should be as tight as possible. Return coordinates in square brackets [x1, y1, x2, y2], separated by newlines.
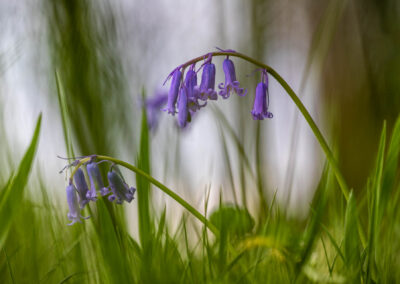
[218, 58, 247, 99]
[251, 70, 273, 120]
[66, 182, 89, 225]
[197, 60, 217, 101]
[107, 170, 136, 204]
[87, 162, 109, 197]
[73, 168, 90, 208]
[164, 69, 182, 115]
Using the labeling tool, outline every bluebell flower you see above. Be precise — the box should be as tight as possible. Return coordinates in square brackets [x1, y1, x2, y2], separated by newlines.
[66, 183, 89, 225]
[87, 162, 109, 197]
[164, 69, 182, 115]
[73, 168, 90, 208]
[251, 70, 273, 120]
[144, 91, 168, 131]
[218, 58, 247, 99]
[184, 64, 206, 113]
[107, 170, 136, 204]
[197, 60, 217, 101]
[177, 87, 188, 128]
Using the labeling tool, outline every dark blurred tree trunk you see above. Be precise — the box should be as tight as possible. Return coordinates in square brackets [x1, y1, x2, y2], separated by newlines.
[318, 0, 400, 189]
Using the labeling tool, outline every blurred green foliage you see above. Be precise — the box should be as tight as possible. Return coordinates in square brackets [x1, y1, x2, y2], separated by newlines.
[0, 0, 399, 283]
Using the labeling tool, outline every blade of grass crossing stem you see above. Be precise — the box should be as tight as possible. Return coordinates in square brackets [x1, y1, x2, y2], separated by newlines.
[321, 224, 345, 262]
[343, 191, 361, 281]
[366, 121, 386, 283]
[55, 71, 75, 158]
[0, 113, 42, 248]
[136, 90, 153, 247]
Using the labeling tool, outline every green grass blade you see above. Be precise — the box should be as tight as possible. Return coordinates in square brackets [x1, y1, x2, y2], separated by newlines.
[381, 115, 400, 207]
[0, 173, 14, 204]
[366, 121, 386, 283]
[136, 92, 153, 247]
[343, 191, 360, 280]
[55, 71, 75, 158]
[294, 163, 330, 275]
[0, 113, 42, 248]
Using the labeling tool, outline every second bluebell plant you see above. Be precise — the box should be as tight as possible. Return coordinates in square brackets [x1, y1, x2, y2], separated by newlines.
[65, 158, 136, 225]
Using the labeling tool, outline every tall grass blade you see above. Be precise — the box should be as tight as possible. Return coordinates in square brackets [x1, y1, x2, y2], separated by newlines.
[0, 113, 42, 248]
[343, 191, 360, 281]
[381, 115, 400, 208]
[366, 121, 386, 283]
[136, 95, 153, 246]
[55, 71, 75, 158]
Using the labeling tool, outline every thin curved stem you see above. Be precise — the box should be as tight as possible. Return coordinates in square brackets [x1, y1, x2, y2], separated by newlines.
[178, 51, 350, 201]
[95, 155, 219, 236]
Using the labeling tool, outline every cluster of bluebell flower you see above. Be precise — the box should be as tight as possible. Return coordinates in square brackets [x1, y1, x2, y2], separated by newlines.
[163, 53, 273, 128]
[65, 160, 136, 225]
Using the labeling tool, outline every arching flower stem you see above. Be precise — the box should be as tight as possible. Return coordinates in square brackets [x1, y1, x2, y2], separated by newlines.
[176, 50, 350, 202]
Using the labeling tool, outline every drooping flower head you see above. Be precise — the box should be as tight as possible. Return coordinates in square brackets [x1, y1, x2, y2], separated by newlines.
[197, 57, 217, 101]
[87, 161, 109, 197]
[66, 182, 89, 225]
[73, 168, 90, 208]
[107, 168, 136, 204]
[164, 68, 182, 115]
[251, 70, 273, 120]
[218, 58, 247, 99]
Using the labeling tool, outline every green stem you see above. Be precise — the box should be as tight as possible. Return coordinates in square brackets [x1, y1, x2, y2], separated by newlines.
[181, 51, 350, 200]
[95, 155, 219, 236]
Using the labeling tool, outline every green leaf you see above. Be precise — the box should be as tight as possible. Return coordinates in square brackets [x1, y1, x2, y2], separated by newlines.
[0, 113, 42, 248]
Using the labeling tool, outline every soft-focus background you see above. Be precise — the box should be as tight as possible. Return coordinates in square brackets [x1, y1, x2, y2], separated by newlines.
[1, 0, 399, 283]
[2, 0, 398, 214]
